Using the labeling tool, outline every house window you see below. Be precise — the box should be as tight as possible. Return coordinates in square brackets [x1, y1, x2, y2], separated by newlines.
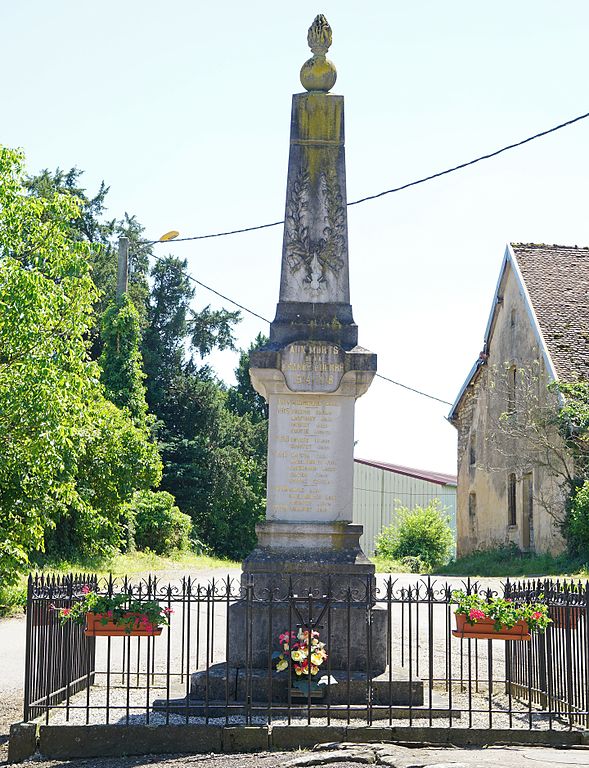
[507, 366, 517, 414]
[510, 308, 517, 328]
[469, 433, 476, 467]
[507, 473, 517, 526]
[468, 492, 477, 517]
[523, 472, 534, 550]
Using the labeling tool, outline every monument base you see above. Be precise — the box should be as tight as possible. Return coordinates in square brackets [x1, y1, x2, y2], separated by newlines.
[242, 520, 375, 596]
[228, 601, 387, 672]
[189, 664, 423, 706]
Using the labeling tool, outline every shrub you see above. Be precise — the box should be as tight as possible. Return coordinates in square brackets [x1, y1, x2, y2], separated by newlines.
[125, 490, 192, 555]
[400, 555, 426, 574]
[567, 480, 589, 556]
[376, 500, 454, 570]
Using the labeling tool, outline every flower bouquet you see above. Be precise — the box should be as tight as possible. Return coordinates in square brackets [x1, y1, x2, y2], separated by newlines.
[273, 627, 328, 695]
[451, 590, 550, 640]
[54, 585, 173, 637]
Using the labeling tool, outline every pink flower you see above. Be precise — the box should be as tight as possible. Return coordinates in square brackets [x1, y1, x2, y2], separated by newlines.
[163, 607, 174, 615]
[106, 610, 113, 618]
[532, 611, 542, 620]
[81, 585, 91, 594]
[469, 608, 487, 621]
[60, 608, 71, 617]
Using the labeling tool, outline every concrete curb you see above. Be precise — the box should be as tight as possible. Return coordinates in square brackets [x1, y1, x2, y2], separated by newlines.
[7, 723, 37, 764]
[7, 722, 587, 762]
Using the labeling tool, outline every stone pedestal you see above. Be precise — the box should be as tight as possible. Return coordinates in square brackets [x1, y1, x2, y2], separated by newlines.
[227, 600, 387, 672]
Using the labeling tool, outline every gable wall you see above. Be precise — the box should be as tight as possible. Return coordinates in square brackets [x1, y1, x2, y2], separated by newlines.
[455, 260, 567, 556]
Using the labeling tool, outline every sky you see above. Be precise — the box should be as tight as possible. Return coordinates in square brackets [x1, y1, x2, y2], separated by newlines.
[3, 1, 589, 475]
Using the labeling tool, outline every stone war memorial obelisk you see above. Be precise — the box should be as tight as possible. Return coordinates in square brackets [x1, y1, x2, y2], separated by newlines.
[190, 15, 422, 707]
[245, 13, 376, 603]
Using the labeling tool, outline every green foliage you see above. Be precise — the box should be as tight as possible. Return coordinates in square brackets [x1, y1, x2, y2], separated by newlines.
[157, 372, 266, 560]
[188, 305, 240, 358]
[567, 480, 589, 556]
[57, 589, 172, 633]
[0, 147, 162, 583]
[451, 590, 551, 632]
[438, 545, 588, 577]
[0, 147, 99, 583]
[555, 380, 589, 451]
[2, 152, 266, 580]
[227, 333, 269, 423]
[125, 490, 192, 555]
[0, 581, 27, 616]
[44, 400, 162, 559]
[375, 500, 454, 570]
[99, 295, 149, 424]
[400, 555, 426, 574]
[25, 168, 151, 345]
[142, 255, 266, 560]
[550, 380, 589, 552]
[142, 255, 195, 411]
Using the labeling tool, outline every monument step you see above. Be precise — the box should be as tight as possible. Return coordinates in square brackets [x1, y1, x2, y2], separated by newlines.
[190, 664, 424, 706]
[152, 698, 456, 721]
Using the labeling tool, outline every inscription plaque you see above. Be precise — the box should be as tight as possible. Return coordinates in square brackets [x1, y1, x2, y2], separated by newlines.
[281, 341, 345, 393]
[266, 393, 354, 522]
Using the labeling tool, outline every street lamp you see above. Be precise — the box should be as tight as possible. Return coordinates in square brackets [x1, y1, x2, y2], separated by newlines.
[159, 230, 180, 242]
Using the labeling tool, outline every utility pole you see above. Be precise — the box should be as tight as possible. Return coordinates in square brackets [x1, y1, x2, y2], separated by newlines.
[116, 236, 129, 298]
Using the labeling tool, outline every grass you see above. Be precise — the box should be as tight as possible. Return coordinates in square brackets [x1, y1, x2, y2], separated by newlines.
[28, 549, 239, 577]
[436, 546, 589, 579]
[0, 549, 239, 617]
[371, 556, 413, 573]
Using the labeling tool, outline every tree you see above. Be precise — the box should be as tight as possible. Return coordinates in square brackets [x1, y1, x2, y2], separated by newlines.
[142, 255, 266, 558]
[0, 147, 161, 581]
[227, 333, 269, 423]
[99, 294, 149, 425]
[25, 168, 151, 350]
[0, 147, 99, 581]
[142, 255, 195, 412]
[44, 399, 161, 559]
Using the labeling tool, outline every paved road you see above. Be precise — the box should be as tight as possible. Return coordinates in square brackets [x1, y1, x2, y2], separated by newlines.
[3, 744, 589, 768]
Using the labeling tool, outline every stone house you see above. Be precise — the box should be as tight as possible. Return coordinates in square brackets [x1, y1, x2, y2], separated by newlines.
[449, 243, 589, 556]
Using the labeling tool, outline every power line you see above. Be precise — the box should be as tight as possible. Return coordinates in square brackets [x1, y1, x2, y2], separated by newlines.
[374, 373, 453, 407]
[148, 109, 589, 245]
[151, 251, 453, 406]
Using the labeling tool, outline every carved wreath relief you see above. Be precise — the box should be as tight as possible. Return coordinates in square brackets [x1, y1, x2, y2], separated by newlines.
[284, 165, 346, 294]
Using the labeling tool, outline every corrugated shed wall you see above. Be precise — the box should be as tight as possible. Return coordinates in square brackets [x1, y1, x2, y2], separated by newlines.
[353, 461, 457, 556]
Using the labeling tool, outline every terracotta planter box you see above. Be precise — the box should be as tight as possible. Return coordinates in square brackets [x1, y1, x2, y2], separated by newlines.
[549, 605, 584, 629]
[452, 612, 530, 641]
[84, 612, 163, 637]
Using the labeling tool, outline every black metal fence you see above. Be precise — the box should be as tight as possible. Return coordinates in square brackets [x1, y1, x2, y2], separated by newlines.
[23, 573, 589, 731]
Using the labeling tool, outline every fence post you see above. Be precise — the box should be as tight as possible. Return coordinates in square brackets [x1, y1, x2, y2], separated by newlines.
[22, 575, 34, 722]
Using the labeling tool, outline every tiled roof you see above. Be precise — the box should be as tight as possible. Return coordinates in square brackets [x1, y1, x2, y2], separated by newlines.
[354, 458, 457, 486]
[511, 244, 589, 381]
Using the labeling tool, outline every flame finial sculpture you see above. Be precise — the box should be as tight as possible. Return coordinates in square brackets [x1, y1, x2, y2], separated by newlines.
[300, 14, 337, 92]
